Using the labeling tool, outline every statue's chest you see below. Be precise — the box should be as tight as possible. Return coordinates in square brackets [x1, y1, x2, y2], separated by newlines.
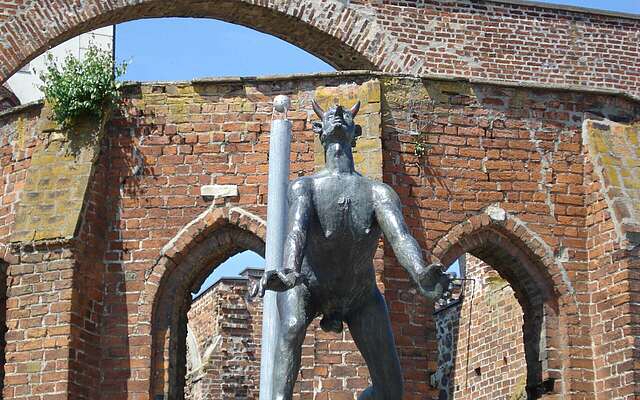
[313, 178, 374, 239]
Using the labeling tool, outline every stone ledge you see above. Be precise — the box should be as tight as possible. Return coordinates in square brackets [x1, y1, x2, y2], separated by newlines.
[0, 100, 43, 120]
[119, 71, 640, 105]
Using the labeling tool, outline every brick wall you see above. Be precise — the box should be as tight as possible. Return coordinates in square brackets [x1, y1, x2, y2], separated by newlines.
[0, 86, 19, 112]
[0, 104, 40, 249]
[0, 1, 639, 99]
[0, 3, 638, 398]
[583, 120, 640, 399]
[379, 75, 639, 398]
[185, 276, 262, 400]
[0, 103, 98, 400]
[104, 75, 381, 400]
[187, 256, 527, 400]
[0, 71, 638, 399]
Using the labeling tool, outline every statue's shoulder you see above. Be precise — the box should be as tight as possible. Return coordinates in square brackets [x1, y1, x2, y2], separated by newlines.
[370, 180, 401, 203]
[288, 176, 314, 196]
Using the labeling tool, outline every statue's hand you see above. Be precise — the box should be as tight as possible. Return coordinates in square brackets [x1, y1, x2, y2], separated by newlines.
[250, 268, 303, 298]
[416, 263, 451, 302]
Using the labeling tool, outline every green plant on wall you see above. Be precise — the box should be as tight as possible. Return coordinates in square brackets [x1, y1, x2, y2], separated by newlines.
[39, 44, 127, 129]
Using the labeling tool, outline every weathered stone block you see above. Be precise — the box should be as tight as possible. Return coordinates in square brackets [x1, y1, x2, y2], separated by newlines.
[11, 105, 107, 243]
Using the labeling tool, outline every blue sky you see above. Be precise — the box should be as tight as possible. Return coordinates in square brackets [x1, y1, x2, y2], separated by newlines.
[539, 0, 638, 13]
[115, 0, 637, 292]
[192, 250, 264, 297]
[116, 19, 334, 81]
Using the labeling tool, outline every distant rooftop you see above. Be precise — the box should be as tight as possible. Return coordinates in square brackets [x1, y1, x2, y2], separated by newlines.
[191, 266, 264, 302]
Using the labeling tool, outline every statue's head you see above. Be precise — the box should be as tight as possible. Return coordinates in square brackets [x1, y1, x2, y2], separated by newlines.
[311, 100, 362, 147]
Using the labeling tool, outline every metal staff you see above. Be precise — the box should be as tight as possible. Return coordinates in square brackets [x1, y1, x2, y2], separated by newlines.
[259, 95, 292, 400]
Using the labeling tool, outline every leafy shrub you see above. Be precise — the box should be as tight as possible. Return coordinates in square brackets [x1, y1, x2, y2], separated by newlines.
[39, 44, 127, 128]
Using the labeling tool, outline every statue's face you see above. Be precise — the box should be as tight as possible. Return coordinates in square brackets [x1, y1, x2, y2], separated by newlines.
[321, 105, 357, 144]
[312, 100, 362, 147]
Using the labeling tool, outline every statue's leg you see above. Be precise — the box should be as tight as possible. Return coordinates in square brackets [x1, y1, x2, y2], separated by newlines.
[346, 290, 403, 400]
[273, 284, 313, 400]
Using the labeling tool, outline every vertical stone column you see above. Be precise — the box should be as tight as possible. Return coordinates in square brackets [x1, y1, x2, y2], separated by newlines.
[259, 106, 292, 399]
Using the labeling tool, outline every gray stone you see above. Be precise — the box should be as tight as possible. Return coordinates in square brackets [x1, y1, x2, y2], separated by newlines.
[200, 184, 238, 198]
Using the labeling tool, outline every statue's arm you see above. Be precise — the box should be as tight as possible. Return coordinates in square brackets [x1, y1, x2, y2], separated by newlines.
[282, 178, 312, 273]
[252, 178, 312, 297]
[372, 182, 449, 301]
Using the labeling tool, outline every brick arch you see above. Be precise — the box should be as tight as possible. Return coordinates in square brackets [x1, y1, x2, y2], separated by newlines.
[138, 205, 265, 400]
[0, 0, 407, 83]
[432, 208, 571, 399]
[432, 209, 574, 300]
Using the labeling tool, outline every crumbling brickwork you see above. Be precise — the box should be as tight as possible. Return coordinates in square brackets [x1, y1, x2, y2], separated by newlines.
[0, 1, 639, 99]
[107, 75, 380, 400]
[583, 120, 640, 399]
[379, 75, 640, 399]
[0, 86, 19, 112]
[0, 2, 639, 399]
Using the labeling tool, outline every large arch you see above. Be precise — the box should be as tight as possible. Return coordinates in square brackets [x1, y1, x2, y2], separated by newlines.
[1, 0, 638, 106]
[0, 0, 402, 83]
[432, 207, 574, 399]
[139, 206, 266, 400]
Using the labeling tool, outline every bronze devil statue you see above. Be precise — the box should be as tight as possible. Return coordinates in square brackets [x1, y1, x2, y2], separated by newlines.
[252, 99, 450, 400]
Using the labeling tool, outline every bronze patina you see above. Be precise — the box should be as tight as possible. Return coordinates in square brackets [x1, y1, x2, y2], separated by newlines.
[253, 100, 450, 400]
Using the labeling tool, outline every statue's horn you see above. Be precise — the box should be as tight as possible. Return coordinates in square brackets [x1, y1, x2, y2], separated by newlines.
[350, 100, 361, 118]
[312, 99, 325, 119]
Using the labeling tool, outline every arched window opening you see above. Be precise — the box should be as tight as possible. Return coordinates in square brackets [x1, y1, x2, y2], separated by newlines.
[185, 250, 265, 400]
[94, 14, 368, 400]
[432, 226, 560, 400]
[434, 254, 528, 400]
[3, 17, 337, 110]
[151, 224, 265, 400]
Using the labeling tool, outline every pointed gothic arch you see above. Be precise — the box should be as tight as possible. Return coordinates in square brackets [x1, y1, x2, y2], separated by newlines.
[138, 206, 265, 399]
[432, 207, 572, 398]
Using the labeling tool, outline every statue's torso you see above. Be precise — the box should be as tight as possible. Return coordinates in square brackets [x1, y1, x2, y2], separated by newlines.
[298, 171, 382, 315]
